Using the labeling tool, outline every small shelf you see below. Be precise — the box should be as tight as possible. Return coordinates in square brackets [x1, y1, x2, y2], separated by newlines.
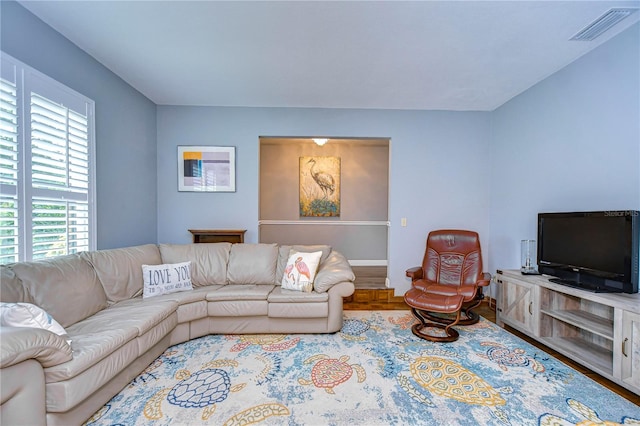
[539, 336, 613, 376]
[539, 309, 613, 341]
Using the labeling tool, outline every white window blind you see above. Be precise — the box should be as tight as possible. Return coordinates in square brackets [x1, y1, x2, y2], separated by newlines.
[0, 52, 96, 264]
[0, 71, 20, 264]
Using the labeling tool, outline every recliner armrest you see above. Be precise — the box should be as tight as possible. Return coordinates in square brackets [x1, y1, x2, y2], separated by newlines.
[478, 272, 492, 287]
[406, 267, 423, 281]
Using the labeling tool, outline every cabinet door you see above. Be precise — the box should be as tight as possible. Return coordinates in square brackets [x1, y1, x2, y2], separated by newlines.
[497, 276, 538, 335]
[619, 310, 640, 393]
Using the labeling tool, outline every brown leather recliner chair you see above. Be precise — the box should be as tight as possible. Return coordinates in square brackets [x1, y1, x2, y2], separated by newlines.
[404, 229, 491, 342]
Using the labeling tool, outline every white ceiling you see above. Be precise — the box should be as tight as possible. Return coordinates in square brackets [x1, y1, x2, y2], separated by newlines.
[18, 0, 640, 111]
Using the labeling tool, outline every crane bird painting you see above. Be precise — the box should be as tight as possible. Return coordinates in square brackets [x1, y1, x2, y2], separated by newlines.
[299, 156, 341, 217]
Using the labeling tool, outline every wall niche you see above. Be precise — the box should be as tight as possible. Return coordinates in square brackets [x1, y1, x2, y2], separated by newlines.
[259, 137, 389, 264]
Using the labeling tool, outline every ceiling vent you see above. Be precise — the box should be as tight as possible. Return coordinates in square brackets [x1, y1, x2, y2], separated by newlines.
[570, 8, 638, 41]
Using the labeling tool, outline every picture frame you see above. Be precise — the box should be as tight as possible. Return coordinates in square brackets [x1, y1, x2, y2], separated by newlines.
[299, 156, 341, 217]
[178, 146, 236, 192]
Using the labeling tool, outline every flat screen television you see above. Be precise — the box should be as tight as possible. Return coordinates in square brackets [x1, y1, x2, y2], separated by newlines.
[537, 210, 639, 294]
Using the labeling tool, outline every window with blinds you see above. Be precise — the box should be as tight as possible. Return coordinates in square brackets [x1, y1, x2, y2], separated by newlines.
[0, 53, 95, 264]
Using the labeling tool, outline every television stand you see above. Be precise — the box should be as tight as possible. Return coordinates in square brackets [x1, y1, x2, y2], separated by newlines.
[496, 269, 640, 395]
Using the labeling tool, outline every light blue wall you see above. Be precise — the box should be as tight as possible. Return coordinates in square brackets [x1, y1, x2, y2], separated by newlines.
[489, 23, 640, 276]
[157, 107, 492, 294]
[6, 1, 637, 296]
[0, 1, 158, 249]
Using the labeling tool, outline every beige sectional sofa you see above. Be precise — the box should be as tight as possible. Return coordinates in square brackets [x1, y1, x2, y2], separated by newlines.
[0, 242, 355, 425]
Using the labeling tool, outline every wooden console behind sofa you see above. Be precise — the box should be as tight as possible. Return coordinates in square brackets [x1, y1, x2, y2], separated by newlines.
[189, 229, 246, 244]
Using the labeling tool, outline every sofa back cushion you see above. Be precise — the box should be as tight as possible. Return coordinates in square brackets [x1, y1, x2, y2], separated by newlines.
[159, 243, 231, 286]
[227, 243, 278, 285]
[9, 254, 107, 327]
[82, 244, 161, 303]
[0, 266, 32, 303]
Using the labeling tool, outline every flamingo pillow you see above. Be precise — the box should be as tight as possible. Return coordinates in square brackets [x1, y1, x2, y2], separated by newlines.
[281, 250, 323, 292]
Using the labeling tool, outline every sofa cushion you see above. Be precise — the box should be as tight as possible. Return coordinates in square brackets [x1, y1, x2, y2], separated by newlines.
[275, 245, 332, 284]
[147, 285, 220, 305]
[175, 301, 208, 323]
[207, 284, 274, 301]
[159, 243, 231, 286]
[268, 302, 328, 318]
[49, 326, 138, 384]
[208, 300, 268, 317]
[144, 286, 220, 323]
[267, 286, 329, 303]
[53, 298, 177, 383]
[94, 298, 178, 338]
[142, 261, 193, 299]
[83, 244, 162, 303]
[0, 266, 31, 303]
[227, 243, 278, 285]
[45, 339, 139, 413]
[10, 254, 107, 328]
[281, 250, 322, 292]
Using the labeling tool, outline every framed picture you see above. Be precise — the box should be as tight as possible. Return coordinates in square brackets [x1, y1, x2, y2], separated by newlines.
[178, 146, 236, 192]
[299, 156, 341, 217]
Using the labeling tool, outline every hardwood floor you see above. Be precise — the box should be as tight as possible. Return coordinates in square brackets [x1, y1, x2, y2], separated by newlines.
[343, 278, 639, 405]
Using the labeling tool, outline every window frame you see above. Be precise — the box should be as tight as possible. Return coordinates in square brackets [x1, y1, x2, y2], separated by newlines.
[1, 52, 97, 263]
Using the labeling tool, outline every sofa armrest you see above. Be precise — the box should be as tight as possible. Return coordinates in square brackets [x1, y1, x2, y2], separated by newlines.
[0, 327, 72, 369]
[313, 251, 356, 293]
[326, 280, 356, 298]
[1, 359, 47, 426]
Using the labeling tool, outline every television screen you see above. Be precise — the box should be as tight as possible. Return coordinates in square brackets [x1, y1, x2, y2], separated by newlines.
[537, 211, 639, 293]
[539, 214, 628, 278]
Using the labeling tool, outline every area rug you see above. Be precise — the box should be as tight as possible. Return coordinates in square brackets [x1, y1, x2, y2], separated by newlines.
[85, 311, 640, 425]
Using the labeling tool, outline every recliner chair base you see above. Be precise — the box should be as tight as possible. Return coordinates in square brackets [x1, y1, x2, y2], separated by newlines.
[405, 287, 465, 342]
[417, 299, 481, 326]
[411, 314, 460, 342]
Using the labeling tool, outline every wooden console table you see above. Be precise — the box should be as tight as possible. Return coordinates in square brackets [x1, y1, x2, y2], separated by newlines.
[188, 229, 246, 244]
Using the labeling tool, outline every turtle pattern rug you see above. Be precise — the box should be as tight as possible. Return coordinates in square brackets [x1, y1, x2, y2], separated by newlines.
[85, 310, 640, 425]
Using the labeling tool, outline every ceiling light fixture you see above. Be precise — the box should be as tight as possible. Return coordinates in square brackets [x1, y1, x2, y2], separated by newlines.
[313, 138, 329, 146]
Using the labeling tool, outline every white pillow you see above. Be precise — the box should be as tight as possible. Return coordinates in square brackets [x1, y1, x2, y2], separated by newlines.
[0, 302, 71, 344]
[142, 261, 193, 299]
[281, 251, 322, 292]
